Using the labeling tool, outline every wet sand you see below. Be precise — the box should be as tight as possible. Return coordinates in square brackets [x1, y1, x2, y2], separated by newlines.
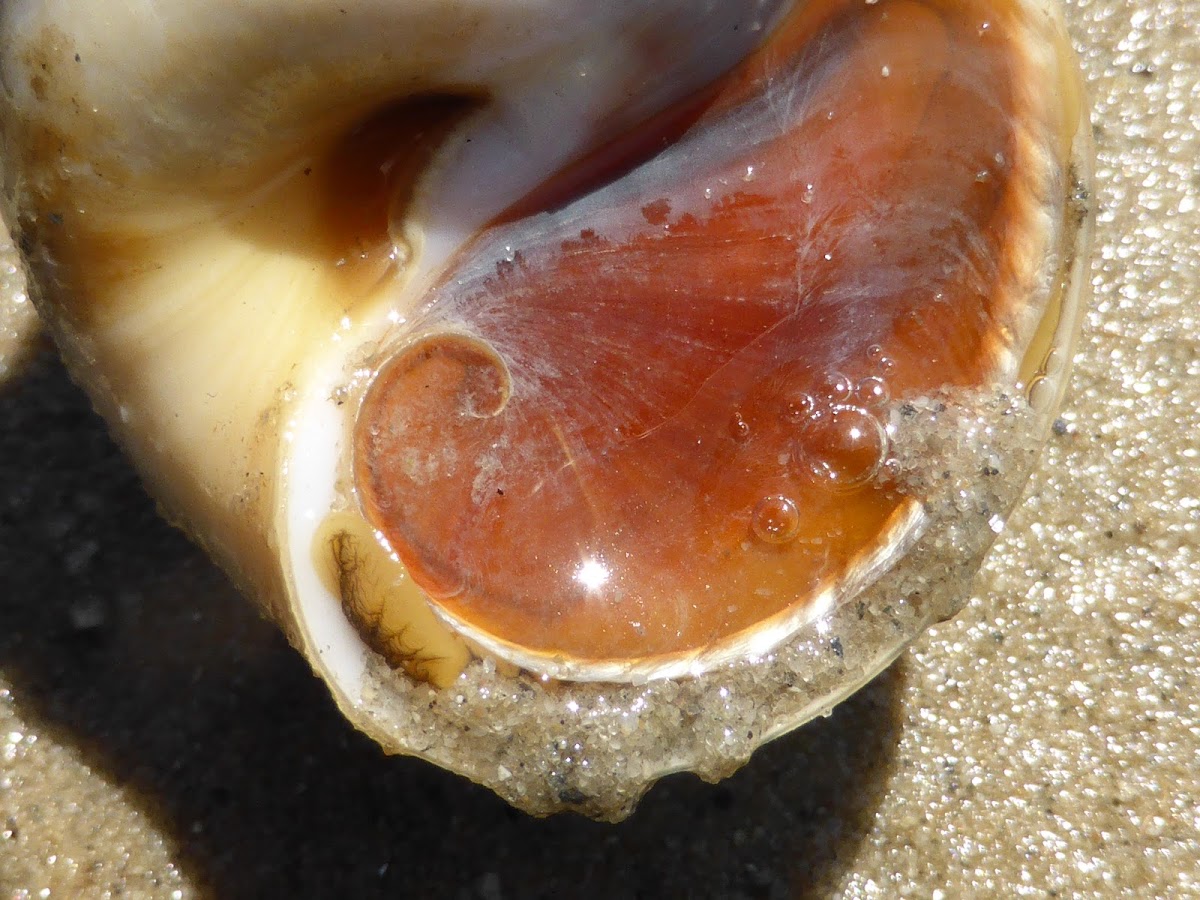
[2, 2, 1198, 896]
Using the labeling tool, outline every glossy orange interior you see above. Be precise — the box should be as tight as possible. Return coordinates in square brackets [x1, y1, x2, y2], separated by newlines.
[354, 0, 1041, 665]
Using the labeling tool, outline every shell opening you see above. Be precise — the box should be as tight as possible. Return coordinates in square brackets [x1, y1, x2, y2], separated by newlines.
[338, 0, 1080, 682]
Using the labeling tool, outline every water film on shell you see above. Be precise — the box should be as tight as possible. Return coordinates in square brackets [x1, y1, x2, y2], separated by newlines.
[0, 0, 1093, 819]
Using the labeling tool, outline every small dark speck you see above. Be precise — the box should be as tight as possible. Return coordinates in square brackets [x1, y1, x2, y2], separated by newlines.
[557, 787, 587, 805]
[303, 167, 312, 176]
[74, 53, 81, 63]
[496, 488, 504, 496]
[48, 212, 63, 225]
[982, 465, 999, 476]
[829, 636, 844, 658]
[1052, 418, 1069, 436]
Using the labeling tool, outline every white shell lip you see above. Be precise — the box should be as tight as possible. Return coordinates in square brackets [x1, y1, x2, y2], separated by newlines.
[285, 355, 369, 704]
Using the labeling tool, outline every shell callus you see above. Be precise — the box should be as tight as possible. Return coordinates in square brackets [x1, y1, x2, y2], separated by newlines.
[350, 0, 1077, 680]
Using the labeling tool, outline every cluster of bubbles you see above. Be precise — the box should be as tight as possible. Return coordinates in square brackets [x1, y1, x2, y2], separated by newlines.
[788, 370, 891, 490]
[743, 350, 897, 547]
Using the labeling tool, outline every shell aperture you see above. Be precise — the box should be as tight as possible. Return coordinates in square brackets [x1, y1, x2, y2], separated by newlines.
[0, 0, 1091, 816]
[352, 0, 1084, 679]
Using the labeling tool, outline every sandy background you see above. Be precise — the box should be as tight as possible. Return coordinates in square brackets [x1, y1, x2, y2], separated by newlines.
[1, 1, 1197, 896]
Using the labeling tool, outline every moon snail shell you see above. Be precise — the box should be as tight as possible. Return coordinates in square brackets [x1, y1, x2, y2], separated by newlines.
[0, 0, 1092, 818]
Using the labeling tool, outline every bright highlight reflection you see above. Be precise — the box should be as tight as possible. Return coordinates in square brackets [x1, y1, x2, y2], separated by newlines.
[575, 557, 611, 592]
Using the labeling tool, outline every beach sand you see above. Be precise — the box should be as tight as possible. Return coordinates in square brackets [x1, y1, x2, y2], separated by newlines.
[1, 2, 1197, 896]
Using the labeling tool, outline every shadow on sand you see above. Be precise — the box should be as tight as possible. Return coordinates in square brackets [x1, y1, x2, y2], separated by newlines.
[0, 356, 905, 899]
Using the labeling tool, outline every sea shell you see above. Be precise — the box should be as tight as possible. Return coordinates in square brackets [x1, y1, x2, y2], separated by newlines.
[0, 0, 1092, 819]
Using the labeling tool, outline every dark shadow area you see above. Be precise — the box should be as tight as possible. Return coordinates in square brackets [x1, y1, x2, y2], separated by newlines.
[0, 356, 905, 899]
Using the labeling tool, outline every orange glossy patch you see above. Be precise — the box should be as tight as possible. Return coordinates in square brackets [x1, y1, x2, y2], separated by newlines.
[356, 0, 1043, 666]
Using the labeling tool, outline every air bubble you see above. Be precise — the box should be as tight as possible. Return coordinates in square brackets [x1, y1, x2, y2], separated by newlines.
[729, 411, 752, 442]
[782, 392, 816, 424]
[794, 405, 888, 491]
[1042, 347, 1065, 377]
[750, 496, 800, 545]
[866, 344, 896, 372]
[855, 376, 890, 408]
[1027, 374, 1056, 413]
[815, 371, 853, 402]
